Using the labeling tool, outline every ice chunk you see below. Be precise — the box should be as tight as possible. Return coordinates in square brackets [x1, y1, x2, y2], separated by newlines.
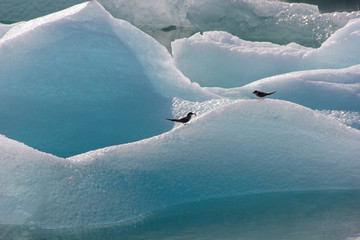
[186, 0, 360, 47]
[318, 110, 360, 129]
[1, 100, 360, 228]
[172, 17, 360, 88]
[172, 31, 309, 87]
[0, 1, 214, 157]
[0, 23, 16, 38]
[206, 64, 360, 114]
[3, 0, 358, 53]
[347, 234, 360, 240]
[98, 0, 191, 28]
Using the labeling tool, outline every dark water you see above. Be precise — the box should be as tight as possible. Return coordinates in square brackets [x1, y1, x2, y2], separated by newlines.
[1, 190, 360, 240]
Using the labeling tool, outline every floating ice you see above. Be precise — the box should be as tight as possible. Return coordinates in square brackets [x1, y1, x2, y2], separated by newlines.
[98, 0, 191, 28]
[0, 23, 15, 38]
[0, 1, 214, 157]
[318, 110, 360, 129]
[206, 64, 360, 113]
[3, 0, 360, 53]
[1, 0, 360, 233]
[186, 0, 360, 47]
[1, 100, 360, 228]
[347, 234, 360, 240]
[172, 18, 360, 88]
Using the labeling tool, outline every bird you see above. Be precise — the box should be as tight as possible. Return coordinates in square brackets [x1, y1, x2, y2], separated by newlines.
[166, 112, 196, 125]
[252, 90, 276, 98]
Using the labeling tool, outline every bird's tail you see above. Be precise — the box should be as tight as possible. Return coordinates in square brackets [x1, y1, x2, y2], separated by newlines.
[267, 91, 276, 96]
[165, 118, 177, 122]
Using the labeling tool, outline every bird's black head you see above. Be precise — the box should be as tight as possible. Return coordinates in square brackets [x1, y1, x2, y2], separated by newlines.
[187, 112, 196, 116]
[252, 90, 258, 94]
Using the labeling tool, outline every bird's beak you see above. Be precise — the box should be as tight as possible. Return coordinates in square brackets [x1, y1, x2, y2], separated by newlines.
[194, 113, 197, 116]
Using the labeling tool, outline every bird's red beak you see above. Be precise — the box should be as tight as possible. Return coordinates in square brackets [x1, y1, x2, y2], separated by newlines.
[193, 113, 197, 116]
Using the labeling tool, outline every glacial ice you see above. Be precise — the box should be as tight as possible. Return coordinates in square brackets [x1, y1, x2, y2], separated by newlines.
[172, 18, 360, 88]
[186, 0, 360, 47]
[3, 0, 360, 52]
[205, 65, 360, 112]
[0, 0, 360, 232]
[0, 23, 15, 38]
[1, 99, 360, 228]
[0, 1, 212, 157]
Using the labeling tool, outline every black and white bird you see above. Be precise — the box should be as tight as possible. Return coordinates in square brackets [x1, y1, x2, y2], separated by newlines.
[166, 112, 196, 125]
[252, 90, 276, 98]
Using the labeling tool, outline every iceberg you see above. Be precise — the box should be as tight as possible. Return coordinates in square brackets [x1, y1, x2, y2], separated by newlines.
[0, 1, 212, 157]
[172, 18, 360, 88]
[1, 99, 360, 228]
[205, 65, 360, 112]
[186, 0, 360, 47]
[3, 0, 360, 53]
[0, 23, 16, 38]
[0, 0, 360, 238]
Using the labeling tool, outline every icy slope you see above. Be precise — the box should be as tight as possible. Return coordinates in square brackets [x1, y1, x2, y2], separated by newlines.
[0, 1, 213, 157]
[1, 100, 360, 228]
[172, 18, 360, 88]
[207, 65, 360, 112]
[0, 23, 16, 38]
